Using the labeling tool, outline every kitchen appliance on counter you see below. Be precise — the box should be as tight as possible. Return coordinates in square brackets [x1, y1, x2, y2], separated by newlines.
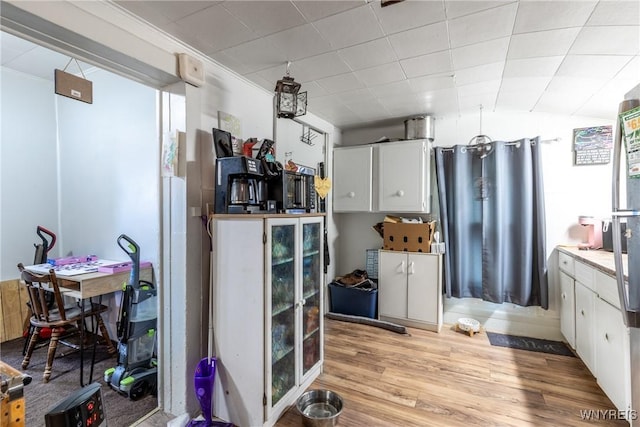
[214, 156, 268, 214]
[268, 169, 316, 214]
[578, 216, 603, 250]
[611, 90, 640, 425]
[603, 219, 628, 253]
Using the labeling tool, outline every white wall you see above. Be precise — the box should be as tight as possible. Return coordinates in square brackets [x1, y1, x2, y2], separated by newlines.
[56, 68, 159, 264]
[0, 68, 58, 280]
[339, 110, 622, 339]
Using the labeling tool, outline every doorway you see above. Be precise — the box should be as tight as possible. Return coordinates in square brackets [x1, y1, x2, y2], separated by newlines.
[1, 30, 161, 425]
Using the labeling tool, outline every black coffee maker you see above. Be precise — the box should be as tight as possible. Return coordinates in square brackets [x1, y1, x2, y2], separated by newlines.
[214, 156, 267, 214]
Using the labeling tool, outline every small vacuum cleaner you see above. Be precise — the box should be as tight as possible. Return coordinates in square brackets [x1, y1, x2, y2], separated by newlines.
[104, 234, 158, 400]
[187, 252, 232, 427]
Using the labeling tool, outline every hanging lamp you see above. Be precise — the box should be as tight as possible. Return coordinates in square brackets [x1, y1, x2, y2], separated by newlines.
[274, 61, 307, 119]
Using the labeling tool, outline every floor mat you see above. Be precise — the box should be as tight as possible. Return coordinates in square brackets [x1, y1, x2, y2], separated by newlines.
[486, 332, 575, 357]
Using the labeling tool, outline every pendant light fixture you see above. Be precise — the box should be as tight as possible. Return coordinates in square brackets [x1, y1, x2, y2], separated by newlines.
[274, 61, 307, 119]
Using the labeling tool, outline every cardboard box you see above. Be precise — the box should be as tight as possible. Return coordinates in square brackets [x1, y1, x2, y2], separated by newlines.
[383, 221, 435, 253]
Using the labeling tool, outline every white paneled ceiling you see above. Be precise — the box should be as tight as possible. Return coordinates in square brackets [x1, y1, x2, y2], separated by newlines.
[3, 0, 639, 128]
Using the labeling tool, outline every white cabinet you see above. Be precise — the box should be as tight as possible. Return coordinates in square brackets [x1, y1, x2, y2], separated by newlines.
[378, 139, 430, 213]
[332, 139, 431, 213]
[211, 215, 324, 427]
[378, 250, 442, 332]
[332, 145, 373, 212]
[575, 281, 596, 373]
[595, 296, 630, 412]
[559, 270, 576, 349]
[555, 248, 631, 416]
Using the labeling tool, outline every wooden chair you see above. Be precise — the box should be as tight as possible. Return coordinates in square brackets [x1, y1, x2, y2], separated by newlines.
[17, 263, 115, 382]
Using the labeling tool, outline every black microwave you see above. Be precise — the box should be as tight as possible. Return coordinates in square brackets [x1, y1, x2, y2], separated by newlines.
[268, 170, 316, 213]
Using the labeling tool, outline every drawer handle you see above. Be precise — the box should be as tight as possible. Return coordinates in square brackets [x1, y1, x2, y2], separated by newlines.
[561, 292, 566, 300]
[581, 309, 585, 316]
[348, 191, 355, 198]
[605, 333, 609, 341]
[562, 260, 568, 265]
[396, 190, 405, 197]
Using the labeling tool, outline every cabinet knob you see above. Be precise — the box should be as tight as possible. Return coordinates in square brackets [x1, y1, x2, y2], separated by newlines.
[562, 260, 568, 265]
[561, 292, 566, 300]
[581, 309, 585, 316]
[347, 191, 355, 198]
[396, 190, 405, 197]
[605, 333, 609, 341]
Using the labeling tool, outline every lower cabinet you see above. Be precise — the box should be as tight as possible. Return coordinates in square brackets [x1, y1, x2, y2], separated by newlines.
[595, 296, 629, 413]
[378, 250, 442, 332]
[575, 281, 596, 373]
[559, 270, 576, 349]
[556, 248, 631, 417]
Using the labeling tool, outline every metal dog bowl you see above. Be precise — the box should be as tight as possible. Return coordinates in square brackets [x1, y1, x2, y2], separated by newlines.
[296, 389, 343, 427]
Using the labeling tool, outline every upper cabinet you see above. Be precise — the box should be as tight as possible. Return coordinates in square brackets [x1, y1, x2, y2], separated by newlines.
[332, 145, 373, 212]
[378, 140, 430, 213]
[333, 139, 431, 213]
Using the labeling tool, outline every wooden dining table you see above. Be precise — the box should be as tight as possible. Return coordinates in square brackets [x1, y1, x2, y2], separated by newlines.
[23, 261, 153, 386]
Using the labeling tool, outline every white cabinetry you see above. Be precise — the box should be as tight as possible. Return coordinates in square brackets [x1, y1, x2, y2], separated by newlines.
[555, 249, 631, 417]
[332, 139, 431, 213]
[378, 139, 430, 212]
[575, 280, 596, 373]
[332, 145, 373, 212]
[595, 296, 629, 412]
[211, 215, 324, 427]
[559, 270, 576, 349]
[378, 250, 442, 332]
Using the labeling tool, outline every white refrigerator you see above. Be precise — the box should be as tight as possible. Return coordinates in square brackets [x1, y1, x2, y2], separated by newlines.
[612, 84, 640, 424]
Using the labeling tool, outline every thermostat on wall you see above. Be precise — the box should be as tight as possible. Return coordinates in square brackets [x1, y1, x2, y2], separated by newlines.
[178, 53, 205, 87]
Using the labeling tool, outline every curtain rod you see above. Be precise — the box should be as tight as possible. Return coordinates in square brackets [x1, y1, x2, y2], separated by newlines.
[438, 137, 561, 152]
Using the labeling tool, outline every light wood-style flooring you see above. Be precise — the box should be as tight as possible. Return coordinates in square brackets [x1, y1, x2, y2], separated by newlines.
[276, 318, 628, 427]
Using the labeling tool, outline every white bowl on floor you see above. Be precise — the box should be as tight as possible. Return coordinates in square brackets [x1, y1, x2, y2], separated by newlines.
[457, 317, 480, 333]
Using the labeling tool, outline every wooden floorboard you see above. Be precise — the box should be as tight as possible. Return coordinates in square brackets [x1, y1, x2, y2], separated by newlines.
[275, 319, 628, 427]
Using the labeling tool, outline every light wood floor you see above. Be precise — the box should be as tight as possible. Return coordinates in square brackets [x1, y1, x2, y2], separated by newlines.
[275, 318, 628, 427]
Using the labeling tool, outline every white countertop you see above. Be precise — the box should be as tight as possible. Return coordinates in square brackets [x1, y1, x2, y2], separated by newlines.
[556, 245, 628, 280]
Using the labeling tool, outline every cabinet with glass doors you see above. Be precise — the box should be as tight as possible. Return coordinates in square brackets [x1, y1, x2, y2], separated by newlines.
[266, 216, 323, 423]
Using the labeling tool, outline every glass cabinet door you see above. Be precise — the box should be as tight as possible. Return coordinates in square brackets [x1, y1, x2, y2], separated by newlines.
[301, 220, 322, 375]
[270, 223, 296, 407]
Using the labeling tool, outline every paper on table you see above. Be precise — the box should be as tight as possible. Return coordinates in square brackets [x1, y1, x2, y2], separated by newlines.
[25, 259, 123, 276]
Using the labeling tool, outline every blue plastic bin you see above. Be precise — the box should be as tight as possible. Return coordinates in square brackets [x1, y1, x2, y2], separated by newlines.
[329, 282, 377, 319]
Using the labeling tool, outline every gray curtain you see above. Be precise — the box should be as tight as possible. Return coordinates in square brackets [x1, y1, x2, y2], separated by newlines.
[435, 137, 548, 309]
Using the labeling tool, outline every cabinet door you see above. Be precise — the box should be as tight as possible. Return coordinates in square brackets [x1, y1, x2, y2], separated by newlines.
[575, 281, 596, 373]
[407, 253, 439, 324]
[378, 140, 429, 212]
[266, 219, 297, 411]
[333, 146, 373, 212]
[559, 271, 576, 349]
[595, 297, 629, 412]
[300, 218, 323, 379]
[378, 251, 407, 319]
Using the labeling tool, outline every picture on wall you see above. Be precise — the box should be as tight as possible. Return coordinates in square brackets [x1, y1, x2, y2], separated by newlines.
[573, 125, 613, 166]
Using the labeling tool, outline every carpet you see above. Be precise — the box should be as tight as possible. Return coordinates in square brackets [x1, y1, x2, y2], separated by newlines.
[486, 332, 575, 357]
[0, 336, 158, 426]
[326, 312, 408, 334]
